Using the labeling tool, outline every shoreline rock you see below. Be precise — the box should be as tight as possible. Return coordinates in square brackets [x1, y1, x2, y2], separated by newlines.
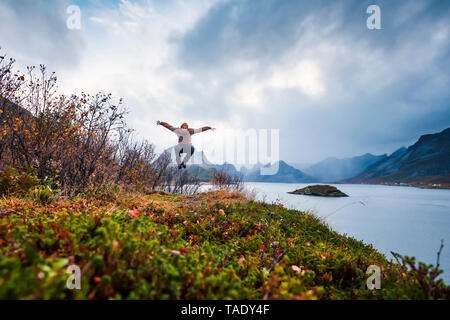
[288, 184, 348, 197]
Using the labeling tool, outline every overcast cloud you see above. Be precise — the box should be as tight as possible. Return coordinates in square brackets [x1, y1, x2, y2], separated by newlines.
[0, 0, 449, 164]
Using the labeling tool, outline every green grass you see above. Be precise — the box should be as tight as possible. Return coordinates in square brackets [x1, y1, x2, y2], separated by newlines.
[0, 191, 448, 299]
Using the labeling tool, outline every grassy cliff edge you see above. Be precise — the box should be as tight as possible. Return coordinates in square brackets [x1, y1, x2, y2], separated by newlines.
[0, 190, 448, 299]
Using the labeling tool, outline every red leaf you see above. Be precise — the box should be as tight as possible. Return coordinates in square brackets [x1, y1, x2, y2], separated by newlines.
[128, 210, 140, 218]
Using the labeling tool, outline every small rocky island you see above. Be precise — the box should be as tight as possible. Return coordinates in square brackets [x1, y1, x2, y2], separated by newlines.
[288, 185, 348, 197]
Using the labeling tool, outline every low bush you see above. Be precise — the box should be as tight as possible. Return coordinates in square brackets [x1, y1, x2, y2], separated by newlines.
[0, 191, 448, 299]
[0, 167, 40, 196]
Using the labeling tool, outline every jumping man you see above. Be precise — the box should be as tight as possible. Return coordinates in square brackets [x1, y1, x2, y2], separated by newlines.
[157, 121, 215, 169]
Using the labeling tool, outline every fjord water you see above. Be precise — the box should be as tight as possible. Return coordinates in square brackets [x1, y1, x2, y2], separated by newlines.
[243, 183, 450, 284]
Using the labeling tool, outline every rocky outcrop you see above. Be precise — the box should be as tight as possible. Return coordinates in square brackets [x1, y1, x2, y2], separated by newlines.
[288, 185, 348, 197]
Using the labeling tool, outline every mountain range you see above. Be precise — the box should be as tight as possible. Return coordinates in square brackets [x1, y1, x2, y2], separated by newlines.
[346, 128, 450, 187]
[299, 153, 388, 182]
[242, 160, 316, 183]
[180, 127, 450, 188]
[170, 148, 316, 183]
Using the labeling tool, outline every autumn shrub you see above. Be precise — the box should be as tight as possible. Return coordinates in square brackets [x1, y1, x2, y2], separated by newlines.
[211, 170, 243, 191]
[0, 48, 195, 195]
[1, 51, 128, 192]
[377, 251, 450, 299]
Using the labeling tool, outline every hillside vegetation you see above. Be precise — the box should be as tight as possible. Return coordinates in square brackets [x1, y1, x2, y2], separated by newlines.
[1, 189, 448, 300]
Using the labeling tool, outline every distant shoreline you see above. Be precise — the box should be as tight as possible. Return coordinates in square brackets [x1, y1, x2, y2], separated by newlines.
[200, 180, 450, 190]
[235, 181, 450, 190]
[335, 181, 450, 190]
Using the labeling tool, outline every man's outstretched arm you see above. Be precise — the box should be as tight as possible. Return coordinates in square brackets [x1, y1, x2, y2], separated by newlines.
[157, 121, 176, 131]
[190, 126, 215, 134]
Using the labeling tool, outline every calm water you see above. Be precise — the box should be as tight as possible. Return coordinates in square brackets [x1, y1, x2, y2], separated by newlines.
[224, 183, 450, 283]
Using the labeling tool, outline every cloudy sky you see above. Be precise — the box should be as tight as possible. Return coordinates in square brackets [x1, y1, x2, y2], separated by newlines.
[0, 0, 449, 165]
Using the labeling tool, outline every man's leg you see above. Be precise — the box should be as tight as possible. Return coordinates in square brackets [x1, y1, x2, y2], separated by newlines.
[181, 145, 194, 166]
[174, 144, 183, 167]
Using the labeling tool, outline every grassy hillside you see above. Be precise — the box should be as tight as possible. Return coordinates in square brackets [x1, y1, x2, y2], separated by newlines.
[0, 190, 448, 299]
